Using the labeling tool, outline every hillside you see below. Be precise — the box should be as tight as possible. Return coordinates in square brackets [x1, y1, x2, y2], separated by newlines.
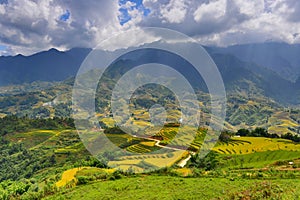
[1, 43, 300, 199]
[45, 176, 300, 200]
[209, 42, 300, 82]
[1, 43, 300, 105]
[0, 48, 91, 85]
[2, 117, 300, 199]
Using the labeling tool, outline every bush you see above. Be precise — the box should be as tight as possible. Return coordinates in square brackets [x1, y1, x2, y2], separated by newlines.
[76, 176, 89, 185]
[109, 171, 123, 180]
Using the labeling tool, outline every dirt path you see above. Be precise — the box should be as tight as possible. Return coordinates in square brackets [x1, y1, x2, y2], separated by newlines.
[133, 135, 185, 151]
[132, 135, 194, 167]
[177, 155, 191, 167]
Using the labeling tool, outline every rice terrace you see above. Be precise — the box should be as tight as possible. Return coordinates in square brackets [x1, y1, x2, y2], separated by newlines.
[1, 0, 300, 199]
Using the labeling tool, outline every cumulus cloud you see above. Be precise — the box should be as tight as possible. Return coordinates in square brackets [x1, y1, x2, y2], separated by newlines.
[159, 0, 187, 23]
[0, 0, 124, 55]
[0, 0, 300, 55]
[139, 0, 300, 46]
[193, 0, 226, 22]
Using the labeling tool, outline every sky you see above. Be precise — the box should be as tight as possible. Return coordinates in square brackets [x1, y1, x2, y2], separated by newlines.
[0, 0, 300, 55]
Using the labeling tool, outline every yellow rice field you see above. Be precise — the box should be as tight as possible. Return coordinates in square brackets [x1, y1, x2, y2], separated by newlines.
[214, 137, 300, 155]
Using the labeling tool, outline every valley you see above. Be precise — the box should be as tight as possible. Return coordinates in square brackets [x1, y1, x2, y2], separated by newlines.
[1, 43, 300, 199]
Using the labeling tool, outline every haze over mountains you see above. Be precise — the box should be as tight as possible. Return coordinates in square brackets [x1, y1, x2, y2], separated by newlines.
[210, 43, 300, 82]
[0, 42, 299, 105]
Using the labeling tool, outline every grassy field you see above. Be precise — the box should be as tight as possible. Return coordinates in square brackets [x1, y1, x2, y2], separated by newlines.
[46, 176, 300, 200]
[4, 130, 57, 148]
[4, 126, 300, 199]
[56, 167, 116, 187]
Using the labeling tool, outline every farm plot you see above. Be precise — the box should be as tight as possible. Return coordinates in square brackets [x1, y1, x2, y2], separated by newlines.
[5, 130, 57, 148]
[268, 111, 299, 135]
[108, 150, 187, 172]
[214, 137, 300, 155]
[220, 150, 300, 169]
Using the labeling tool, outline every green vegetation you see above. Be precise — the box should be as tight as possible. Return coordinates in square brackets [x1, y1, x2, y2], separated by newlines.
[0, 115, 74, 136]
[1, 114, 300, 199]
[3, 48, 300, 199]
[45, 176, 300, 200]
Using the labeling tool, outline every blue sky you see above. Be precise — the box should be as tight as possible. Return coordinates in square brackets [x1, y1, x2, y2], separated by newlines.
[0, 0, 7, 4]
[60, 10, 71, 22]
[0, 45, 6, 51]
[118, 0, 150, 25]
[0, 0, 299, 55]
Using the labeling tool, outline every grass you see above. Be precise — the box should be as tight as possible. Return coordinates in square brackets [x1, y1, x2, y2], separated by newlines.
[174, 168, 193, 176]
[5, 130, 56, 148]
[219, 150, 300, 169]
[46, 176, 300, 200]
[56, 167, 116, 188]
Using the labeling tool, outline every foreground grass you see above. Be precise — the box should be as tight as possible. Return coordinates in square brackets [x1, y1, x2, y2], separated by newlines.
[45, 176, 300, 200]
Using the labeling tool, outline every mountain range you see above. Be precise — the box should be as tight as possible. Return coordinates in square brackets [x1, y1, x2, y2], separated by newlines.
[0, 42, 299, 105]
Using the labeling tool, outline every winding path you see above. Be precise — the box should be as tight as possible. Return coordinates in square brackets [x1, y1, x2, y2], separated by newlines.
[132, 135, 194, 167]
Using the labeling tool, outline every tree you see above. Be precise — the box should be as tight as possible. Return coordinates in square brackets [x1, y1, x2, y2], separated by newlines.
[219, 131, 233, 143]
[237, 129, 250, 136]
[189, 151, 219, 171]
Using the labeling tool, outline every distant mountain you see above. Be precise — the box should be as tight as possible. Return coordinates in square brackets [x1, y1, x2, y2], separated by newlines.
[0, 43, 299, 105]
[209, 43, 300, 82]
[101, 47, 299, 105]
[0, 48, 91, 85]
[209, 53, 297, 104]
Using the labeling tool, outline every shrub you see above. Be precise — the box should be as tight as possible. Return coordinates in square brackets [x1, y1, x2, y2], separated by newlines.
[76, 176, 89, 185]
[109, 171, 123, 180]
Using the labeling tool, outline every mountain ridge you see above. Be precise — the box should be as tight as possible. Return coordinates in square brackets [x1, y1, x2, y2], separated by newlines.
[0, 43, 299, 105]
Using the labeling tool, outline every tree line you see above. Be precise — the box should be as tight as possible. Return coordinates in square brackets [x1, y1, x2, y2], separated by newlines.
[220, 127, 300, 143]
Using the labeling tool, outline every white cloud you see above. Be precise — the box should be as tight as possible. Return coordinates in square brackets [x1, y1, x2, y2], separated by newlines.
[139, 0, 300, 46]
[0, 0, 124, 55]
[193, 0, 226, 22]
[233, 0, 264, 17]
[98, 27, 161, 51]
[159, 0, 188, 23]
[0, 0, 300, 55]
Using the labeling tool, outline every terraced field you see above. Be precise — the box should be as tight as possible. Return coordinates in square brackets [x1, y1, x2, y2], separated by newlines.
[268, 111, 299, 135]
[109, 150, 187, 172]
[214, 137, 300, 155]
[56, 168, 85, 187]
[126, 143, 161, 153]
[154, 126, 205, 150]
[106, 134, 132, 146]
[220, 150, 300, 169]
